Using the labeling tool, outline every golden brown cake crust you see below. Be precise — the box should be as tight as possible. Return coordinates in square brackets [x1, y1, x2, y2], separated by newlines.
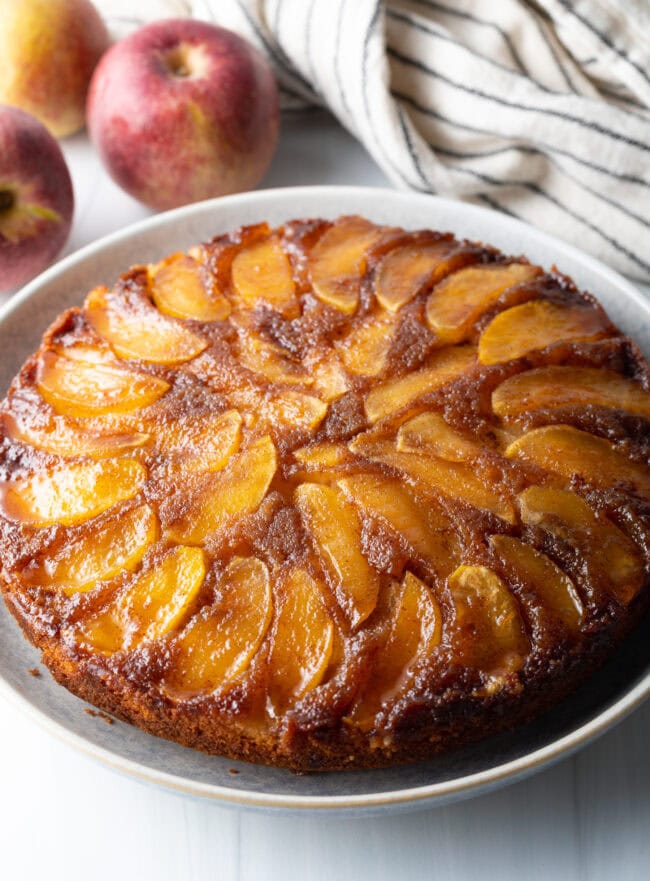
[1, 215, 649, 771]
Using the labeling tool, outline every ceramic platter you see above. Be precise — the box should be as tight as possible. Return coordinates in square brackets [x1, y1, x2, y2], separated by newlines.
[1, 187, 648, 816]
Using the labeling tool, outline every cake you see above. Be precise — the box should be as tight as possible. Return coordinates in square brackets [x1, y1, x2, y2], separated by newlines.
[1, 214, 649, 771]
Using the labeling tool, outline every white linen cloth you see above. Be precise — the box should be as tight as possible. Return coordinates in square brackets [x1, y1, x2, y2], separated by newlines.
[96, 1, 650, 281]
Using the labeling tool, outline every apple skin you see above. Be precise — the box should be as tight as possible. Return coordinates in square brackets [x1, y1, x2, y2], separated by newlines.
[0, 0, 110, 139]
[87, 19, 280, 211]
[0, 106, 74, 293]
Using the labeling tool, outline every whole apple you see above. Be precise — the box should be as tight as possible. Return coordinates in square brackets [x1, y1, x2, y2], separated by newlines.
[0, 0, 110, 139]
[0, 106, 74, 293]
[87, 19, 280, 211]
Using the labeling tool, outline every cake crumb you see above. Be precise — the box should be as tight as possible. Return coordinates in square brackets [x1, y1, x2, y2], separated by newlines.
[27, 667, 40, 677]
[228, 768, 240, 776]
[84, 708, 114, 725]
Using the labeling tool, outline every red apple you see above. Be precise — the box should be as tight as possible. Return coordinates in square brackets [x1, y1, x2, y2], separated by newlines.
[0, 0, 110, 139]
[87, 19, 280, 211]
[0, 106, 74, 293]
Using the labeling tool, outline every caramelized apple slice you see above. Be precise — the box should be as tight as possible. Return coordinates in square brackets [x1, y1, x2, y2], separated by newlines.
[2, 408, 149, 460]
[28, 504, 158, 594]
[37, 350, 169, 418]
[294, 442, 347, 468]
[166, 435, 276, 545]
[150, 254, 231, 322]
[364, 345, 476, 423]
[237, 333, 308, 386]
[351, 572, 442, 729]
[335, 312, 398, 377]
[295, 483, 380, 628]
[81, 546, 206, 653]
[231, 237, 297, 316]
[374, 241, 461, 312]
[1, 458, 146, 527]
[358, 441, 515, 522]
[309, 217, 384, 314]
[506, 425, 650, 498]
[492, 366, 650, 420]
[396, 411, 482, 462]
[267, 568, 335, 714]
[489, 535, 583, 630]
[156, 409, 241, 474]
[449, 565, 529, 675]
[518, 486, 644, 604]
[86, 285, 207, 365]
[267, 391, 327, 431]
[338, 474, 459, 578]
[479, 299, 610, 365]
[425, 263, 541, 343]
[311, 355, 349, 402]
[165, 557, 272, 693]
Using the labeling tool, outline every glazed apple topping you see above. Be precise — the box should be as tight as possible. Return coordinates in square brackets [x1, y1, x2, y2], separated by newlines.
[165, 557, 272, 694]
[479, 299, 611, 365]
[267, 567, 335, 715]
[492, 366, 650, 419]
[24, 503, 159, 595]
[1, 214, 649, 745]
[150, 253, 231, 322]
[425, 262, 541, 343]
[86, 284, 207, 364]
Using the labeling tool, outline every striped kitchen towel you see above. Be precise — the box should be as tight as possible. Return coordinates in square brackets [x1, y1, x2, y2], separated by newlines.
[97, 0, 650, 282]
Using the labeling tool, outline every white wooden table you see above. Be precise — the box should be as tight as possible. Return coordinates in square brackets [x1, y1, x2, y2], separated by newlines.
[1, 111, 649, 881]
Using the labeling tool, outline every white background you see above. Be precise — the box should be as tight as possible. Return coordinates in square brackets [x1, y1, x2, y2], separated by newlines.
[1, 111, 649, 881]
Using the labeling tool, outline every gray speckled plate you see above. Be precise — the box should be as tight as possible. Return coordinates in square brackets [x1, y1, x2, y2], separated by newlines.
[1, 187, 649, 816]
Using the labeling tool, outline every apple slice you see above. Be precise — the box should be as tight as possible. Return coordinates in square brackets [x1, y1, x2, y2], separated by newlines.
[267, 567, 335, 714]
[2, 407, 149, 460]
[85, 285, 207, 365]
[449, 564, 529, 675]
[155, 409, 241, 474]
[357, 441, 515, 523]
[28, 503, 158, 594]
[374, 240, 462, 312]
[37, 350, 169, 418]
[295, 482, 380, 628]
[478, 299, 610, 365]
[311, 355, 349, 402]
[237, 333, 309, 386]
[396, 411, 483, 462]
[150, 254, 231, 322]
[425, 263, 541, 343]
[351, 571, 442, 729]
[492, 366, 650, 420]
[231, 237, 297, 316]
[335, 312, 398, 377]
[364, 345, 476, 424]
[338, 474, 459, 578]
[81, 545, 206, 653]
[506, 424, 650, 498]
[489, 535, 583, 631]
[166, 435, 276, 545]
[165, 557, 272, 694]
[518, 486, 644, 604]
[267, 391, 328, 431]
[0, 458, 146, 527]
[308, 216, 384, 314]
[294, 442, 348, 468]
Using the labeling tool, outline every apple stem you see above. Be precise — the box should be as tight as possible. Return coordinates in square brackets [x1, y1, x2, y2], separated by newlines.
[0, 189, 15, 214]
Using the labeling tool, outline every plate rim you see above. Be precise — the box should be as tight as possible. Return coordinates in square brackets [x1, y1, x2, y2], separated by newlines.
[1, 184, 649, 813]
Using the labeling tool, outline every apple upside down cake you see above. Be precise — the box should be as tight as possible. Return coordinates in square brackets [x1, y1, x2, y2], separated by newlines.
[1, 215, 649, 771]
